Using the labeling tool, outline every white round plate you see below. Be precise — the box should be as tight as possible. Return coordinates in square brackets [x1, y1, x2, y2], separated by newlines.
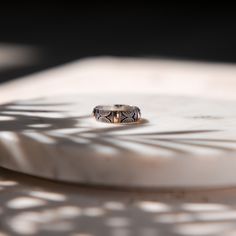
[0, 94, 235, 188]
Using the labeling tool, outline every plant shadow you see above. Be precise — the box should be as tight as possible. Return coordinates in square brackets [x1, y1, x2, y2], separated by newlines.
[0, 97, 235, 186]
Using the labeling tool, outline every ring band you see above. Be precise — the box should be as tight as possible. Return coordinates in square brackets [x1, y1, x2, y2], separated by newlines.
[93, 104, 141, 124]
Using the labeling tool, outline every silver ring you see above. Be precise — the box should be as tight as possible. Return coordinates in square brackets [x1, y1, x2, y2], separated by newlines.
[93, 104, 141, 124]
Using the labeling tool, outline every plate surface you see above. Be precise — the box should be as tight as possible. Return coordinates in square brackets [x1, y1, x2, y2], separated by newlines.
[0, 94, 235, 188]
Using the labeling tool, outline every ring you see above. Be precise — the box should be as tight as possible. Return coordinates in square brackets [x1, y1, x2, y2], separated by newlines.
[93, 104, 141, 124]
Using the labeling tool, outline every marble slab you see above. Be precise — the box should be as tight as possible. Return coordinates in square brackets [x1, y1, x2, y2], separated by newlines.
[0, 94, 235, 188]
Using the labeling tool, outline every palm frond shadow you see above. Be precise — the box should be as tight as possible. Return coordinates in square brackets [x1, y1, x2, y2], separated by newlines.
[0, 100, 235, 157]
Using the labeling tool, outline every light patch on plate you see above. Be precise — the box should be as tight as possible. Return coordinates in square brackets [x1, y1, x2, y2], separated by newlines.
[29, 191, 66, 202]
[182, 203, 228, 212]
[0, 115, 15, 121]
[7, 197, 45, 209]
[137, 201, 170, 213]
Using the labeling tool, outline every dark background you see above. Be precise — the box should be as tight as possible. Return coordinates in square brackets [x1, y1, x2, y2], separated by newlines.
[0, 3, 236, 83]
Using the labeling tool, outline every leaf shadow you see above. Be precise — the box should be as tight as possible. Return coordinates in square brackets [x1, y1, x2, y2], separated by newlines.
[0, 98, 235, 181]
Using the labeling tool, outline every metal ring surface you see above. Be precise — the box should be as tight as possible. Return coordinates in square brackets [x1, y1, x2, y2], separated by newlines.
[93, 104, 141, 124]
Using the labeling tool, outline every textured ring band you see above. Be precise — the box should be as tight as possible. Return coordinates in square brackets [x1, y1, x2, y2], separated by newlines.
[93, 104, 141, 124]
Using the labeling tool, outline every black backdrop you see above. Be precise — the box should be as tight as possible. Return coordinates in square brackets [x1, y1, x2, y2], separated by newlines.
[0, 3, 236, 83]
